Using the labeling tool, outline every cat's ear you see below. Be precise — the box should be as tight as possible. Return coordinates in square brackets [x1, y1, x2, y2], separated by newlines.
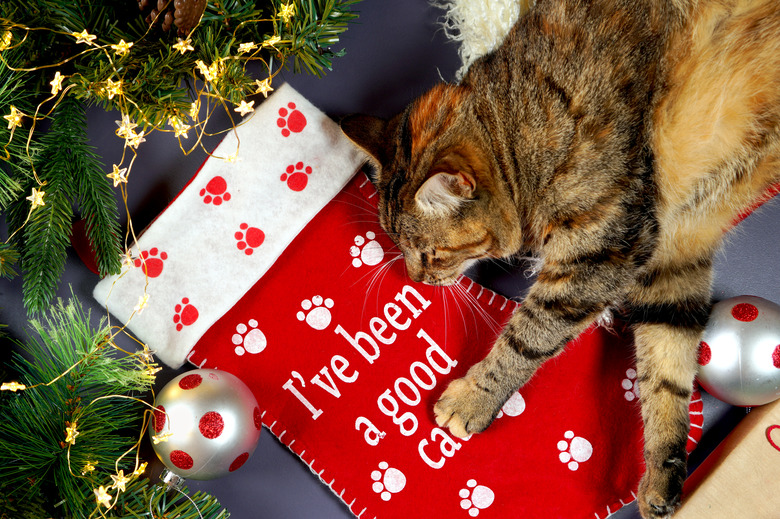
[340, 114, 388, 181]
[415, 171, 476, 216]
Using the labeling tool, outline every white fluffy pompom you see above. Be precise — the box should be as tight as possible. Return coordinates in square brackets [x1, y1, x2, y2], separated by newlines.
[433, 0, 534, 80]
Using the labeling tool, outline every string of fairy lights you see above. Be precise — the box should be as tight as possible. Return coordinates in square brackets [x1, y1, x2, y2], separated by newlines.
[0, 2, 305, 516]
[0, 2, 292, 257]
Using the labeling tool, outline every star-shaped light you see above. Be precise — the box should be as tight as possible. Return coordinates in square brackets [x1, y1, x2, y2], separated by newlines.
[110, 39, 133, 56]
[104, 78, 123, 100]
[234, 99, 255, 116]
[254, 78, 274, 98]
[4, 105, 23, 130]
[146, 365, 163, 377]
[65, 422, 80, 445]
[115, 114, 138, 138]
[49, 71, 65, 95]
[133, 293, 149, 313]
[72, 30, 96, 45]
[168, 117, 191, 138]
[263, 35, 281, 47]
[110, 470, 130, 492]
[238, 41, 258, 54]
[107, 164, 128, 187]
[173, 38, 194, 54]
[139, 343, 155, 364]
[26, 187, 45, 209]
[121, 249, 134, 268]
[94, 486, 113, 508]
[133, 462, 148, 478]
[279, 2, 296, 24]
[81, 461, 97, 475]
[0, 31, 13, 52]
[1, 381, 26, 392]
[126, 131, 146, 149]
[195, 60, 214, 81]
[189, 100, 200, 120]
[152, 431, 173, 444]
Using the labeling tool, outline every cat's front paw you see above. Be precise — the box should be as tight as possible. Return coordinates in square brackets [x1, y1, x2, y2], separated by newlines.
[433, 377, 499, 438]
[637, 461, 686, 519]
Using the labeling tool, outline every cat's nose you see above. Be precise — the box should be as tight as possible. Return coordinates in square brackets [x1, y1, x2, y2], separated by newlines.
[404, 263, 425, 284]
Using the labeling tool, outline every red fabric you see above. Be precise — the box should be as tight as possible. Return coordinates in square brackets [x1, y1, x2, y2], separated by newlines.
[188, 172, 703, 519]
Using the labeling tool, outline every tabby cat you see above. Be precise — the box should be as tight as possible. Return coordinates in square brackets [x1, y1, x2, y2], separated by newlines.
[341, 0, 780, 517]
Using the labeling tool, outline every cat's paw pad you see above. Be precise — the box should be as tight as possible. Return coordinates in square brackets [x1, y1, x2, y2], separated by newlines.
[433, 377, 497, 438]
[637, 464, 685, 519]
[277, 102, 307, 137]
[235, 223, 265, 255]
[280, 162, 312, 192]
[371, 461, 406, 501]
[459, 479, 495, 517]
[296, 295, 334, 331]
[622, 368, 640, 401]
[232, 319, 267, 356]
[134, 247, 167, 278]
[200, 176, 231, 205]
[350, 231, 384, 268]
[557, 430, 593, 471]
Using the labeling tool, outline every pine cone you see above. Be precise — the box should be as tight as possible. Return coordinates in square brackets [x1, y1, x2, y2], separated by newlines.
[137, 0, 207, 36]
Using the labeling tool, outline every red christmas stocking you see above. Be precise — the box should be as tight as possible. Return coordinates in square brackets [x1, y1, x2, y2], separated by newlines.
[96, 85, 703, 519]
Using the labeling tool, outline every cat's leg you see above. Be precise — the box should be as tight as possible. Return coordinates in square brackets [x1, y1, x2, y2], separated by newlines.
[632, 323, 700, 518]
[434, 276, 607, 438]
[627, 257, 712, 519]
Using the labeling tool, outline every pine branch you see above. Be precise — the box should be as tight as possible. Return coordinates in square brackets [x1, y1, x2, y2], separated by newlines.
[0, 46, 37, 211]
[0, 243, 19, 278]
[68, 105, 122, 278]
[0, 295, 157, 518]
[111, 478, 230, 519]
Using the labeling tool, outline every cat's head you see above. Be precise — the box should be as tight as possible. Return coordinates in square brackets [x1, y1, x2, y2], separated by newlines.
[341, 84, 521, 286]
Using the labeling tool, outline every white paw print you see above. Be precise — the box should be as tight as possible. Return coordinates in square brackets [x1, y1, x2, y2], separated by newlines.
[296, 295, 334, 330]
[371, 461, 406, 501]
[459, 479, 495, 517]
[495, 391, 525, 419]
[350, 231, 384, 268]
[622, 368, 640, 401]
[557, 430, 593, 471]
[232, 319, 267, 356]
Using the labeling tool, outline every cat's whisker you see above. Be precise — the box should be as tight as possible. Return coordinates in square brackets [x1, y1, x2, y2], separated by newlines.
[451, 280, 503, 336]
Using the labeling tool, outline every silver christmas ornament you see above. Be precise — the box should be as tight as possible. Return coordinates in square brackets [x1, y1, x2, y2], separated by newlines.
[697, 295, 780, 406]
[150, 369, 262, 480]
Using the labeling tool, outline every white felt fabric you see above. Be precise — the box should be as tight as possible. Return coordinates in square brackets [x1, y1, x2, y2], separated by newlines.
[94, 84, 367, 368]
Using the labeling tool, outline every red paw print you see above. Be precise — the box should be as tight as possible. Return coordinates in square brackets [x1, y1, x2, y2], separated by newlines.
[173, 297, 199, 331]
[235, 223, 265, 255]
[200, 176, 231, 205]
[277, 102, 307, 137]
[281, 162, 312, 192]
[134, 248, 168, 278]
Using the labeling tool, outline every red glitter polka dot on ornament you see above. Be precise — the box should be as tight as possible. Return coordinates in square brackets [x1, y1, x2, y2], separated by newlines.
[731, 303, 759, 322]
[170, 450, 194, 470]
[153, 405, 166, 433]
[773, 344, 780, 369]
[229, 452, 250, 472]
[698, 342, 712, 366]
[179, 373, 203, 390]
[199, 411, 225, 439]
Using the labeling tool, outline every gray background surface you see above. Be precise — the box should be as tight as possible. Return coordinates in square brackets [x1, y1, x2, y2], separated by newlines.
[2, 1, 778, 517]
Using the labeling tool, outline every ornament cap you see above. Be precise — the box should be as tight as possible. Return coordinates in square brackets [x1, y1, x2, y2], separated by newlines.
[160, 468, 185, 491]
